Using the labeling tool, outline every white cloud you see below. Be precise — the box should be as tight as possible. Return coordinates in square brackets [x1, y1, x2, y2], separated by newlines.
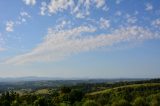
[73, 0, 105, 18]
[40, 2, 47, 15]
[20, 11, 31, 18]
[48, 0, 74, 14]
[23, 0, 36, 5]
[134, 11, 139, 15]
[21, 18, 26, 22]
[6, 21, 14, 32]
[18, 11, 31, 24]
[127, 17, 137, 24]
[115, 0, 122, 4]
[145, 3, 153, 11]
[94, 0, 105, 8]
[73, 0, 89, 18]
[5, 25, 160, 64]
[42, 0, 106, 18]
[7, 11, 31, 32]
[75, 12, 85, 18]
[55, 20, 71, 30]
[152, 19, 160, 28]
[0, 33, 5, 51]
[102, 6, 109, 12]
[99, 18, 110, 29]
[115, 11, 122, 16]
[126, 14, 137, 24]
[5, 26, 96, 64]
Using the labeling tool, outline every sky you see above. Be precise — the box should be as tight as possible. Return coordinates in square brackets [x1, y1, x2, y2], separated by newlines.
[0, 0, 160, 78]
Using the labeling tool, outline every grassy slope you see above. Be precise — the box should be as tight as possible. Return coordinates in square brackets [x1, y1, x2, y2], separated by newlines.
[88, 83, 160, 96]
[34, 89, 50, 94]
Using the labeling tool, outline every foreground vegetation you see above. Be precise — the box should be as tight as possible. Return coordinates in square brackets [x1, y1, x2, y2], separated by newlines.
[0, 79, 160, 106]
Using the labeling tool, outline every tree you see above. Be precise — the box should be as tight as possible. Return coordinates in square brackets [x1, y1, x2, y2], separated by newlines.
[132, 97, 149, 106]
[1, 100, 10, 106]
[68, 89, 84, 104]
[83, 100, 99, 106]
[111, 99, 131, 106]
[60, 87, 71, 94]
[11, 100, 19, 106]
[97, 96, 108, 106]
[149, 93, 160, 106]
[150, 99, 159, 106]
[34, 97, 48, 106]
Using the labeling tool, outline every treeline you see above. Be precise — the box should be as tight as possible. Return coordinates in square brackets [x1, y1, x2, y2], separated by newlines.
[0, 79, 160, 106]
[87, 83, 160, 106]
[0, 86, 85, 106]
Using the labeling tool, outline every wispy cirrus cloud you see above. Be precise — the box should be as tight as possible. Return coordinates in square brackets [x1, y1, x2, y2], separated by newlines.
[125, 14, 138, 24]
[20, 11, 31, 18]
[5, 26, 96, 64]
[6, 21, 14, 32]
[115, 11, 122, 16]
[6, 11, 31, 32]
[0, 33, 5, 51]
[145, 3, 153, 11]
[115, 0, 123, 4]
[99, 18, 110, 29]
[48, 0, 75, 14]
[94, 0, 105, 8]
[2, 0, 160, 65]
[18, 11, 31, 24]
[23, 0, 36, 6]
[40, 0, 106, 18]
[152, 18, 160, 28]
[5, 25, 160, 64]
[40, 2, 47, 15]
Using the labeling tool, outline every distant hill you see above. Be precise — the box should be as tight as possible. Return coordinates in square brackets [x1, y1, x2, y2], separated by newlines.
[0, 76, 62, 82]
[0, 76, 148, 82]
[88, 83, 160, 96]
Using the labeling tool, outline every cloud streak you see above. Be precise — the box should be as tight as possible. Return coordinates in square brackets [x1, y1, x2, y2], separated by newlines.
[5, 25, 160, 64]
[23, 0, 36, 5]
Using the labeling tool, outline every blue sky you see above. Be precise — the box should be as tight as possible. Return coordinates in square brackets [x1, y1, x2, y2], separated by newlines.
[0, 0, 160, 78]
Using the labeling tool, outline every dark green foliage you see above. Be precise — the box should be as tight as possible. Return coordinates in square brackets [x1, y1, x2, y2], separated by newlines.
[49, 89, 59, 97]
[83, 100, 99, 106]
[60, 93, 70, 102]
[11, 100, 19, 106]
[21, 94, 37, 104]
[132, 97, 149, 106]
[0, 91, 18, 106]
[34, 97, 48, 106]
[150, 99, 159, 106]
[1, 100, 10, 106]
[147, 93, 160, 106]
[97, 96, 109, 106]
[111, 99, 131, 106]
[60, 86, 71, 94]
[68, 89, 84, 104]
